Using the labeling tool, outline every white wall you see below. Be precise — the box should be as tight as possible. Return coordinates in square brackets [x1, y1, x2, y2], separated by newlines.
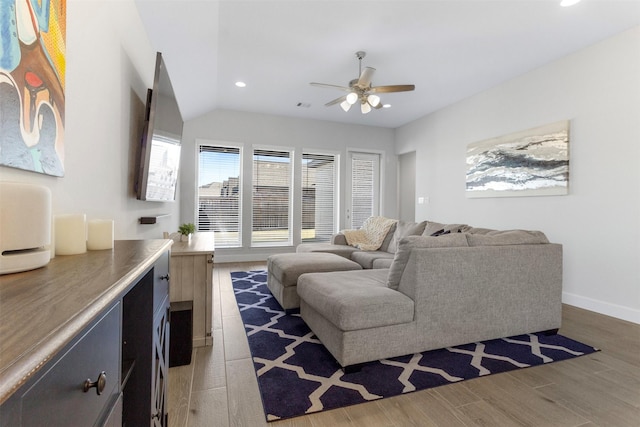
[0, 0, 180, 241]
[395, 27, 640, 324]
[398, 151, 416, 222]
[180, 109, 397, 261]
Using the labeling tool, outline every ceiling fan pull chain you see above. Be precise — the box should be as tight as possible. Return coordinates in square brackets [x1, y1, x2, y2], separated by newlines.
[356, 51, 365, 76]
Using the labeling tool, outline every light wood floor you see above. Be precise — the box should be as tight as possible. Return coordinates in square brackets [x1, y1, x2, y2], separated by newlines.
[168, 262, 640, 427]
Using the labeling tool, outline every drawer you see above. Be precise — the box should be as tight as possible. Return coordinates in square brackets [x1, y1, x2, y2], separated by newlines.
[21, 303, 121, 426]
[101, 393, 122, 427]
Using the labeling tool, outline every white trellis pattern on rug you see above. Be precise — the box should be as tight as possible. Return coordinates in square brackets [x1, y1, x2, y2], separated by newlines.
[231, 270, 598, 422]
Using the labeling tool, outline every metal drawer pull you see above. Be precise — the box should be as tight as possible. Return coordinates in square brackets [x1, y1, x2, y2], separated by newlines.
[83, 371, 107, 395]
[160, 274, 170, 281]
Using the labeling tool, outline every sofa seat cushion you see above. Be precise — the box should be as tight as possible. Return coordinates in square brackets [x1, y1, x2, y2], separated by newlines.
[351, 250, 395, 269]
[297, 269, 414, 331]
[296, 243, 359, 259]
[372, 258, 393, 269]
[268, 252, 362, 287]
[387, 234, 469, 290]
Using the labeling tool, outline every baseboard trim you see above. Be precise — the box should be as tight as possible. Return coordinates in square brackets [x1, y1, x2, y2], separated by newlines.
[192, 337, 211, 348]
[563, 292, 640, 324]
[211, 258, 640, 325]
[214, 249, 294, 264]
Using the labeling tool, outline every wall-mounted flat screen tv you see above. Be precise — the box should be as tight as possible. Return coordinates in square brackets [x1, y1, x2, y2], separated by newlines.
[136, 52, 183, 202]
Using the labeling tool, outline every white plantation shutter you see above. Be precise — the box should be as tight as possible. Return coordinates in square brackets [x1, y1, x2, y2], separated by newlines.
[301, 153, 337, 242]
[349, 152, 380, 229]
[198, 145, 242, 247]
[252, 149, 292, 245]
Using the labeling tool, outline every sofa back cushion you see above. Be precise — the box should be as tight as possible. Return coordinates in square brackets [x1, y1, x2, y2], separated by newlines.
[465, 227, 497, 235]
[466, 230, 549, 246]
[378, 222, 398, 252]
[387, 234, 469, 290]
[422, 221, 471, 237]
[387, 221, 427, 253]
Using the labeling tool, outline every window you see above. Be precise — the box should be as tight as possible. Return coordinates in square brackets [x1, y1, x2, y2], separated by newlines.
[301, 152, 337, 242]
[196, 143, 347, 249]
[348, 152, 380, 229]
[197, 144, 242, 247]
[252, 149, 292, 246]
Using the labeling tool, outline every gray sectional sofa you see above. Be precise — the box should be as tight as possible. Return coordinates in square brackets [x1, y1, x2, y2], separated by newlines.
[297, 220, 472, 268]
[294, 220, 563, 368]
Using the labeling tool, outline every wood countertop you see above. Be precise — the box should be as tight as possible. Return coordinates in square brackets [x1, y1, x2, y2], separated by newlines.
[169, 232, 215, 256]
[0, 239, 173, 404]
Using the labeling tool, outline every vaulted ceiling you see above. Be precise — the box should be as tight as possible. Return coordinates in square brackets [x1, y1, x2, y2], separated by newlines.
[135, 0, 640, 128]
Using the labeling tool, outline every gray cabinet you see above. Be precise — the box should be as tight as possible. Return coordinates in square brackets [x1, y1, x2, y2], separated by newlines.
[151, 297, 169, 426]
[122, 251, 170, 427]
[21, 303, 121, 426]
[0, 240, 172, 427]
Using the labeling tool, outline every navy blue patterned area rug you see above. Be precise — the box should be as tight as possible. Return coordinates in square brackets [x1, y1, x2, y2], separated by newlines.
[231, 270, 598, 422]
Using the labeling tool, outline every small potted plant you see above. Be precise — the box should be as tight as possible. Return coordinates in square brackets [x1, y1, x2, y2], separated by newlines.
[178, 223, 196, 242]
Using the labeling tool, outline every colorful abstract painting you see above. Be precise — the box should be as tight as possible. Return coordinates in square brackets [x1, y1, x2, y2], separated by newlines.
[0, 0, 66, 176]
[466, 121, 569, 198]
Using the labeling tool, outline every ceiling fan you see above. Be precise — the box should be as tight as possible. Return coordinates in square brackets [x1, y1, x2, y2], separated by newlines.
[310, 51, 415, 114]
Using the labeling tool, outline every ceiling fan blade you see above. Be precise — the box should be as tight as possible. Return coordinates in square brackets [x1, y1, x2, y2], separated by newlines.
[310, 82, 353, 92]
[325, 95, 347, 107]
[357, 67, 376, 88]
[369, 84, 415, 94]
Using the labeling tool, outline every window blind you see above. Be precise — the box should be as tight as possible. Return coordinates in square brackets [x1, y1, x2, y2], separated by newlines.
[350, 155, 376, 229]
[198, 145, 241, 247]
[252, 149, 292, 245]
[301, 153, 336, 242]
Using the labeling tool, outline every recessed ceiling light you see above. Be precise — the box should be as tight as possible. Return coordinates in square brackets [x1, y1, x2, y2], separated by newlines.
[382, 104, 391, 109]
[560, 0, 581, 7]
[235, 81, 246, 88]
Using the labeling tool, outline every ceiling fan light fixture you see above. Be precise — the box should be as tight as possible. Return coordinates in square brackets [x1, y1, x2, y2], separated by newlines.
[346, 92, 358, 105]
[311, 51, 415, 114]
[367, 94, 381, 107]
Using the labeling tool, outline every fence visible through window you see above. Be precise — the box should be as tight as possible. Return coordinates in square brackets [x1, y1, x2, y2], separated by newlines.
[198, 144, 339, 247]
[252, 149, 292, 245]
[302, 152, 336, 242]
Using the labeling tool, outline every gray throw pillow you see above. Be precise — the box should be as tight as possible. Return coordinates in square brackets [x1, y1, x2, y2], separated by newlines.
[466, 230, 549, 246]
[422, 221, 447, 237]
[387, 234, 469, 290]
[387, 221, 427, 253]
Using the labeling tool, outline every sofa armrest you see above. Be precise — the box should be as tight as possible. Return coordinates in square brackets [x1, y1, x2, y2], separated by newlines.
[331, 233, 348, 245]
[399, 244, 563, 349]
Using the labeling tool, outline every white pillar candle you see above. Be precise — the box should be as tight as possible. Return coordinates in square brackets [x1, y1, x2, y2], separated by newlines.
[87, 219, 114, 250]
[55, 214, 87, 255]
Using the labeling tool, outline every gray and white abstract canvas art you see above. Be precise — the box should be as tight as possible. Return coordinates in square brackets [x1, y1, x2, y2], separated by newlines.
[466, 121, 569, 198]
